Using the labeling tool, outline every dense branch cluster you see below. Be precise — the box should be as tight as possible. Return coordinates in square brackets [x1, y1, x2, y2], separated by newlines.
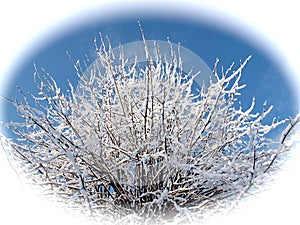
[0, 32, 298, 224]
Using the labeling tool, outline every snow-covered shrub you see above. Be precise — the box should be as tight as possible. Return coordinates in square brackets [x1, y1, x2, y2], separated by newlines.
[0, 27, 299, 224]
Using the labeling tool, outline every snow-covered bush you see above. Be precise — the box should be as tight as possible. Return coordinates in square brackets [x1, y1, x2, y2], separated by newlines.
[0, 27, 299, 224]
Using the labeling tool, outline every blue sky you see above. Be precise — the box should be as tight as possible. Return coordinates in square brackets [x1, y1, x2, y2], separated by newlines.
[1, 16, 298, 137]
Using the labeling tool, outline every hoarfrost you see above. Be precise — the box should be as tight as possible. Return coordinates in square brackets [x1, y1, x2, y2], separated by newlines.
[0, 27, 299, 224]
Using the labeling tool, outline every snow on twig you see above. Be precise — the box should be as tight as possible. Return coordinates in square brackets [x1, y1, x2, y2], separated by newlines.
[0, 28, 298, 224]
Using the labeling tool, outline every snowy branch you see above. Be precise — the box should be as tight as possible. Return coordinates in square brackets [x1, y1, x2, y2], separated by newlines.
[1, 28, 298, 224]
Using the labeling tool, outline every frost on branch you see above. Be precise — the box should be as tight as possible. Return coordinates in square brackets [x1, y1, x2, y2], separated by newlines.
[0, 31, 299, 224]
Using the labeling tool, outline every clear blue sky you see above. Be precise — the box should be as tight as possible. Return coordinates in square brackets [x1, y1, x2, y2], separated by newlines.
[1, 16, 298, 137]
